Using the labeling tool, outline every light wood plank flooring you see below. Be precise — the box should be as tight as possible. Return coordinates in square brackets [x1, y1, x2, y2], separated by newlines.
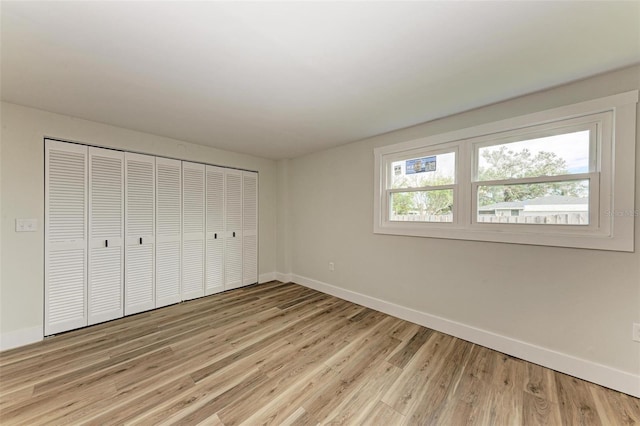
[1, 281, 638, 425]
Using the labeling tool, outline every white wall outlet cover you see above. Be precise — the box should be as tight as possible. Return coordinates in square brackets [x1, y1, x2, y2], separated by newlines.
[633, 323, 640, 343]
[15, 218, 38, 232]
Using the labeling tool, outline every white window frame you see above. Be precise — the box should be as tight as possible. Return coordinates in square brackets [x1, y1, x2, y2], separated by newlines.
[373, 90, 638, 252]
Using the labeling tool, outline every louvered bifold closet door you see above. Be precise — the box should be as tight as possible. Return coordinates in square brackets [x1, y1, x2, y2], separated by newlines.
[224, 169, 243, 290]
[125, 153, 155, 315]
[88, 147, 124, 325]
[156, 157, 182, 307]
[242, 172, 258, 286]
[182, 162, 205, 300]
[45, 140, 88, 335]
[205, 165, 225, 295]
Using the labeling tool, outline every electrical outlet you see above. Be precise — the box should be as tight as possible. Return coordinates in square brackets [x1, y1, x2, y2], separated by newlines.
[633, 323, 640, 343]
[328, 262, 334, 272]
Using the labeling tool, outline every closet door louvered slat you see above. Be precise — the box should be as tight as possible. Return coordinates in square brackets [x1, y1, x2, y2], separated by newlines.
[225, 169, 243, 290]
[182, 162, 205, 300]
[155, 157, 182, 307]
[243, 172, 258, 286]
[206, 166, 225, 295]
[125, 153, 156, 315]
[45, 140, 88, 335]
[88, 147, 124, 325]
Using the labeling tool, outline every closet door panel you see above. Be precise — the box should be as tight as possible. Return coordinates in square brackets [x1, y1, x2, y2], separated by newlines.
[242, 172, 258, 286]
[182, 162, 205, 300]
[224, 169, 243, 290]
[125, 153, 155, 315]
[88, 147, 124, 325]
[205, 166, 225, 295]
[156, 157, 182, 307]
[45, 140, 88, 335]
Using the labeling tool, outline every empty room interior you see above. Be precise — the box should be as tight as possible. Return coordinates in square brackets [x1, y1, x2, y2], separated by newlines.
[1, 1, 640, 425]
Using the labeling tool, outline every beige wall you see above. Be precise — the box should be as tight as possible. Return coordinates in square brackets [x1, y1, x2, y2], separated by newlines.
[283, 65, 640, 377]
[276, 159, 292, 275]
[0, 102, 277, 335]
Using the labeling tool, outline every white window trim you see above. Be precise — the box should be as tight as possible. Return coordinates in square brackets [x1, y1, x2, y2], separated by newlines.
[373, 90, 638, 252]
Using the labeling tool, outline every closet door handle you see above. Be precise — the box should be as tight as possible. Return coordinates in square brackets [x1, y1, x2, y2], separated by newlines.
[233, 232, 236, 237]
[139, 237, 143, 245]
[214, 233, 217, 239]
[105, 239, 109, 248]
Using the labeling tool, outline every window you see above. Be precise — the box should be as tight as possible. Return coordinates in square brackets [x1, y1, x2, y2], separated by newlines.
[388, 149, 456, 223]
[374, 91, 638, 251]
[472, 119, 600, 228]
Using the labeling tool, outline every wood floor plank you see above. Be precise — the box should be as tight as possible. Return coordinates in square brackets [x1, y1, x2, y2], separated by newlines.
[404, 337, 475, 425]
[32, 346, 175, 396]
[279, 407, 313, 426]
[324, 360, 402, 425]
[381, 331, 455, 414]
[58, 375, 196, 426]
[489, 351, 527, 394]
[523, 359, 558, 403]
[480, 384, 525, 425]
[388, 320, 421, 343]
[555, 372, 604, 425]
[361, 400, 406, 424]
[0, 281, 636, 425]
[242, 365, 335, 425]
[447, 366, 492, 424]
[387, 327, 433, 368]
[161, 369, 270, 425]
[301, 335, 401, 421]
[133, 364, 266, 425]
[589, 384, 640, 425]
[435, 397, 485, 426]
[522, 391, 562, 425]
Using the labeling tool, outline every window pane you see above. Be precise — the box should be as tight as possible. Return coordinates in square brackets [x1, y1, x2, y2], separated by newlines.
[477, 179, 589, 225]
[391, 152, 455, 189]
[390, 189, 453, 222]
[477, 130, 589, 181]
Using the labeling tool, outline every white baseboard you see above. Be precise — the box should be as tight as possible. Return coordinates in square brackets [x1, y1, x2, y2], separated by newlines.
[275, 272, 292, 283]
[259, 272, 277, 284]
[0, 326, 43, 351]
[292, 273, 640, 398]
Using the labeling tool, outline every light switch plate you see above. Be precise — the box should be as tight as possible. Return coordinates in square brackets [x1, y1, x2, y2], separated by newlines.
[16, 218, 38, 232]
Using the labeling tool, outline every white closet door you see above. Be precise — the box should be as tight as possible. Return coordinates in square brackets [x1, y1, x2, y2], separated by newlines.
[182, 162, 205, 300]
[224, 169, 243, 290]
[205, 165, 225, 295]
[242, 172, 258, 286]
[45, 140, 88, 335]
[155, 157, 182, 307]
[88, 147, 124, 325]
[125, 153, 155, 315]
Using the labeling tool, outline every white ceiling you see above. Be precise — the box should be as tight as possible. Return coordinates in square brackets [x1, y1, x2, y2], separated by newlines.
[2, 2, 639, 160]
